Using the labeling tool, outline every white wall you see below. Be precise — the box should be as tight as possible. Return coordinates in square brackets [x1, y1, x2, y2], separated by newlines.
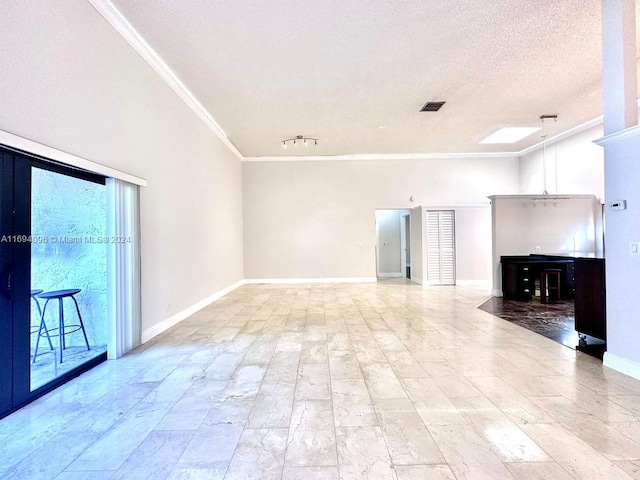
[0, 2, 243, 336]
[595, 0, 640, 381]
[410, 206, 424, 284]
[602, 134, 640, 376]
[519, 125, 605, 200]
[243, 157, 519, 281]
[376, 210, 407, 276]
[448, 206, 492, 286]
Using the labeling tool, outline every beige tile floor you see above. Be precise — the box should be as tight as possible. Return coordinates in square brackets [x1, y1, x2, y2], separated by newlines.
[30, 344, 108, 391]
[2, 280, 640, 479]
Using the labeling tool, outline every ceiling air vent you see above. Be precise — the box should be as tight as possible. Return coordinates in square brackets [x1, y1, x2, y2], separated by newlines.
[420, 101, 446, 112]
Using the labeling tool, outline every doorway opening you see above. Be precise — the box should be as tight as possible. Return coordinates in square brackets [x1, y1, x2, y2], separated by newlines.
[401, 213, 411, 279]
[375, 209, 411, 280]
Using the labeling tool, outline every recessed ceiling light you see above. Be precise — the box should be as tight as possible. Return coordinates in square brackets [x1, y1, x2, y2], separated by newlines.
[377, 125, 386, 129]
[480, 127, 541, 144]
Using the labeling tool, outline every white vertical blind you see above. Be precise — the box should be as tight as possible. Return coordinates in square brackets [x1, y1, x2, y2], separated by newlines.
[426, 210, 456, 285]
[106, 178, 141, 359]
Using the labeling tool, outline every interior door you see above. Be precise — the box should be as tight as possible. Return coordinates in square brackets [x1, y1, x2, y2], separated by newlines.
[0, 147, 108, 419]
[426, 210, 456, 285]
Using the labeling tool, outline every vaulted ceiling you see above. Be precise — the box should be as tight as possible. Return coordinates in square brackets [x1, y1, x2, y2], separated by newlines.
[108, 1, 638, 157]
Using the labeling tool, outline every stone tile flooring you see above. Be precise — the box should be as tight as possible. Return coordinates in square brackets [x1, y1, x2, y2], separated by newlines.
[30, 344, 108, 391]
[2, 281, 640, 479]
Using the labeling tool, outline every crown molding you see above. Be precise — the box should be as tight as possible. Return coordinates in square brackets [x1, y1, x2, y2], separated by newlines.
[242, 152, 519, 162]
[245, 116, 606, 162]
[88, 0, 243, 160]
[594, 124, 640, 146]
[505, 116, 604, 156]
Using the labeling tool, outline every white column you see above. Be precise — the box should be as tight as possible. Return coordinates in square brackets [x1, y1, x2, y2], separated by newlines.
[598, 0, 640, 380]
[601, 0, 637, 134]
[106, 178, 142, 359]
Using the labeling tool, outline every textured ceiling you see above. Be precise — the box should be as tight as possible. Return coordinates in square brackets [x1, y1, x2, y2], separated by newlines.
[109, 1, 634, 157]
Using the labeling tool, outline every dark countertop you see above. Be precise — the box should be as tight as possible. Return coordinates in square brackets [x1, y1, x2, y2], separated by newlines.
[501, 253, 604, 262]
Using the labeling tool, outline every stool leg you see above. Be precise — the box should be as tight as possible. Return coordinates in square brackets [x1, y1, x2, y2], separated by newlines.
[40, 316, 54, 352]
[33, 296, 42, 320]
[59, 298, 64, 363]
[34, 297, 54, 351]
[71, 296, 91, 351]
[33, 299, 51, 363]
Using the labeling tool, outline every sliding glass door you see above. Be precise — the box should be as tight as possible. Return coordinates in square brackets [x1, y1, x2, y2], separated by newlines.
[0, 152, 16, 416]
[0, 147, 108, 418]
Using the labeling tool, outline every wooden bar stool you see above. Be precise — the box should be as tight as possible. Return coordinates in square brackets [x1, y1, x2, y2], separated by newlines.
[540, 269, 561, 303]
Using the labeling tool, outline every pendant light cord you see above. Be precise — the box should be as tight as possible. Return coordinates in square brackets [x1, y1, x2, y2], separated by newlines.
[538, 114, 557, 196]
[542, 135, 548, 195]
[554, 141, 558, 195]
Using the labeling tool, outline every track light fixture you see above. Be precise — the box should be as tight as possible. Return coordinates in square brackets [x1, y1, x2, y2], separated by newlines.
[281, 135, 318, 149]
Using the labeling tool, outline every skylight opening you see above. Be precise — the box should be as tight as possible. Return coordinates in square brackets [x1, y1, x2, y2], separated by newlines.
[480, 127, 541, 144]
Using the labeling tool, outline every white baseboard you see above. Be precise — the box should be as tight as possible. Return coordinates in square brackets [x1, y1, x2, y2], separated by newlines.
[603, 352, 640, 381]
[411, 276, 423, 285]
[244, 277, 377, 284]
[377, 272, 403, 278]
[141, 279, 244, 343]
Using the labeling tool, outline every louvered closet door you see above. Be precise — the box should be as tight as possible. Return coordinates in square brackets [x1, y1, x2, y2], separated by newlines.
[426, 210, 456, 285]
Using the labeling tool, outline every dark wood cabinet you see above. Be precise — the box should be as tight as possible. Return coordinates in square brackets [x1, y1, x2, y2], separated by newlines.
[501, 260, 533, 299]
[574, 258, 606, 341]
[566, 261, 576, 297]
[501, 255, 574, 300]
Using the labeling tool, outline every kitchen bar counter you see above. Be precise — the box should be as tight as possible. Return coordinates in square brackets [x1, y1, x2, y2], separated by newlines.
[500, 254, 576, 300]
[500, 254, 606, 342]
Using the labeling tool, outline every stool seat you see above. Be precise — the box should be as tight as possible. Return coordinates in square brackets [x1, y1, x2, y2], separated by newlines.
[37, 289, 81, 299]
[30, 289, 44, 296]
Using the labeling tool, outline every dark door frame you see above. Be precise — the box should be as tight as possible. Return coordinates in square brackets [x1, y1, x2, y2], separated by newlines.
[0, 147, 107, 419]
